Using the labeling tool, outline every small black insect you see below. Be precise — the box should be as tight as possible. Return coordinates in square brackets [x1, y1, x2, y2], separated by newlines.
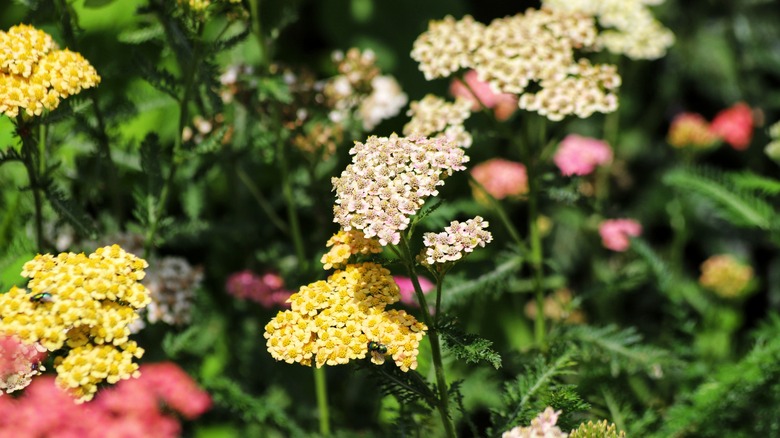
[30, 292, 54, 303]
[367, 341, 388, 355]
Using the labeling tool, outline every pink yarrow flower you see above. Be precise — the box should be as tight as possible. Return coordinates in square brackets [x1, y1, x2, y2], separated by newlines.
[554, 134, 613, 176]
[393, 275, 435, 307]
[599, 219, 642, 252]
[226, 270, 293, 308]
[450, 70, 518, 121]
[470, 158, 528, 201]
[710, 102, 754, 150]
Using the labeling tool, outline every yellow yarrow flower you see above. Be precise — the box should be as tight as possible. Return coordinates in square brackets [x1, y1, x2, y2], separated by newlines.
[320, 230, 383, 270]
[264, 262, 427, 371]
[0, 245, 151, 402]
[699, 254, 754, 299]
[0, 24, 100, 118]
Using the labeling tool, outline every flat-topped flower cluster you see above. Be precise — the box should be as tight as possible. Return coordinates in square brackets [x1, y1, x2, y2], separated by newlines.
[0, 24, 100, 118]
[0, 245, 150, 402]
[332, 133, 469, 245]
[264, 262, 426, 371]
[421, 216, 493, 266]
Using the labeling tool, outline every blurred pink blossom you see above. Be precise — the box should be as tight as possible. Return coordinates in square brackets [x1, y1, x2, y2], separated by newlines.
[554, 134, 612, 176]
[710, 102, 754, 150]
[0, 335, 45, 395]
[393, 275, 435, 307]
[0, 362, 209, 438]
[226, 270, 293, 308]
[450, 70, 518, 121]
[599, 219, 642, 252]
[470, 158, 528, 201]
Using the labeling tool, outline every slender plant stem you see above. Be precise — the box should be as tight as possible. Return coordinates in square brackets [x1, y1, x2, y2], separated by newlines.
[467, 174, 526, 251]
[236, 166, 289, 234]
[249, 0, 268, 67]
[276, 137, 308, 271]
[519, 116, 547, 349]
[313, 365, 331, 436]
[399, 237, 456, 438]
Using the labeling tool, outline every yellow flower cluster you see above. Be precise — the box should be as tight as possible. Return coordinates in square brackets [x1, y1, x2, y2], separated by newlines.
[0, 24, 100, 118]
[0, 245, 151, 402]
[403, 94, 473, 148]
[265, 262, 427, 371]
[699, 254, 754, 299]
[569, 419, 626, 438]
[320, 230, 383, 270]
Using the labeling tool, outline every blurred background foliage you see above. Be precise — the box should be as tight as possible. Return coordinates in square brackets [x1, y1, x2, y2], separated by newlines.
[2, 0, 780, 437]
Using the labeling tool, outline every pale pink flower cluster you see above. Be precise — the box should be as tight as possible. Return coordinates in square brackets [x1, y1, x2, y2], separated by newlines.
[599, 219, 642, 252]
[332, 134, 469, 245]
[358, 75, 408, 131]
[226, 270, 292, 308]
[470, 158, 528, 200]
[502, 407, 568, 438]
[543, 0, 675, 60]
[403, 94, 473, 148]
[450, 70, 518, 121]
[0, 335, 45, 395]
[554, 134, 612, 176]
[393, 275, 435, 307]
[422, 216, 493, 265]
[710, 102, 754, 150]
[0, 362, 210, 438]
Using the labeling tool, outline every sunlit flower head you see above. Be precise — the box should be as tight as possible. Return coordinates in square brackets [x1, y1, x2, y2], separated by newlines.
[543, 0, 675, 60]
[0, 24, 100, 118]
[226, 270, 293, 308]
[699, 254, 754, 299]
[450, 69, 518, 121]
[332, 133, 469, 246]
[403, 94, 473, 148]
[599, 218, 642, 252]
[0, 245, 150, 402]
[358, 75, 408, 131]
[411, 15, 485, 80]
[502, 407, 567, 438]
[710, 102, 754, 150]
[421, 216, 493, 266]
[554, 134, 612, 176]
[264, 262, 427, 371]
[470, 158, 528, 202]
[321, 230, 383, 270]
[667, 112, 719, 149]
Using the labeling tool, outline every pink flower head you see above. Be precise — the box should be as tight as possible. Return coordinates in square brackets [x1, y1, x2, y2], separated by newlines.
[226, 270, 293, 309]
[667, 112, 719, 148]
[0, 335, 46, 394]
[393, 275, 435, 307]
[710, 102, 754, 150]
[599, 219, 642, 252]
[554, 134, 612, 176]
[450, 70, 518, 121]
[470, 158, 528, 201]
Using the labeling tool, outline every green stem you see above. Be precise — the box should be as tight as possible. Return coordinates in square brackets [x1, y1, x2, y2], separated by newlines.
[398, 237, 456, 438]
[236, 166, 289, 235]
[313, 366, 331, 436]
[277, 137, 307, 271]
[520, 116, 547, 349]
[467, 174, 526, 251]
[249, 0, 268, 67]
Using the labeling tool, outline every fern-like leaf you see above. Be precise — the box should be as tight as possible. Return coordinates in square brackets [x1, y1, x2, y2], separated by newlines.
[43, 184, 97, 239]
[663, 166, 774, 229]
[442, 252, 524, 308]
[366, 362, 437, 409]
[118, 22, 165, 44]
[438, 315, 502, 369]
[629, 238, 673, 293]
[729, 171, 780, 195]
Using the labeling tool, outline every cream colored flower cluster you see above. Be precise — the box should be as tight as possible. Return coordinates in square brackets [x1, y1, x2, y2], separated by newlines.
[403, 94, 473, 148]
[0, 245, 151, 402]
[332, 133, 469, 246]
[421, 216, 492, 265]
[0, 24, 100, 118]
[321, 230, 383, 270]
[324, 48, 407, 130]
[264, 262, 426, 371]
[411, 9, 622, 121]
[544, 0, 674, 60]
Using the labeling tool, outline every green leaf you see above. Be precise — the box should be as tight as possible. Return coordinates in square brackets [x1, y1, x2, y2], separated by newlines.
[442, 253, 524, 308]
[439, 315, 502, 369]
[83, 0, 117, 8]
[43, 184, 97, 239]
[118, 23, 165, 44]
[663, 166, 775, 229]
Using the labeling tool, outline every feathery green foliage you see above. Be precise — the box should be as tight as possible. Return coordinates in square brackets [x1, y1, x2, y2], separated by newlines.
[438, 315, 502, 369]
[441, 252, 524, 309]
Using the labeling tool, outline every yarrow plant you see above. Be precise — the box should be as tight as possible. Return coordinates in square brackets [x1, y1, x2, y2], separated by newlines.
[553, 134, 613, 176]
[470, 158, 529, 202]
[421, 216, 493, 267]
[599, 219, 642, 252]
[699, 254, 754, 299]
[0, 245, 150, 401]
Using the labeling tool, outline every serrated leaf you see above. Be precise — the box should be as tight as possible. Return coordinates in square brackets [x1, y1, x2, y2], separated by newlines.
[442, 253, 524, 308]
[83, 0, 117, 8]
[118, 23, 165, 44]
[43, 185, 97, 239]
[439, 315, 502, 369]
